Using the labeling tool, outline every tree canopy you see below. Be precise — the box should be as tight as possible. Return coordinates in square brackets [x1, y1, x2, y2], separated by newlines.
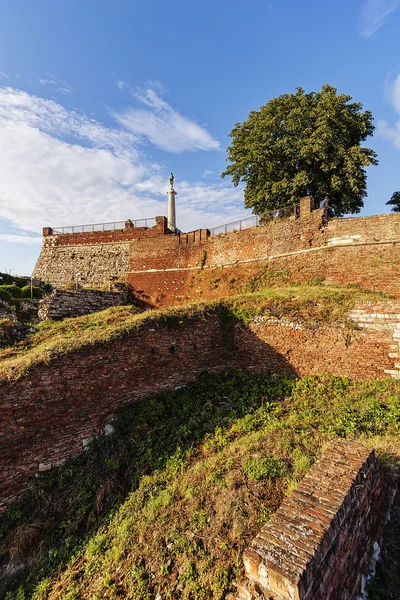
[222, 85, 378, 216]
[386, 191, 400, 213]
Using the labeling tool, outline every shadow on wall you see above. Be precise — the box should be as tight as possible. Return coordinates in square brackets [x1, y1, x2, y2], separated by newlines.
[0, 309, 298, 517]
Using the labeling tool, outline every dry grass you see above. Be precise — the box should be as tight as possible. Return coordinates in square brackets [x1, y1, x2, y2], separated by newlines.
[0, 284, 387, 383]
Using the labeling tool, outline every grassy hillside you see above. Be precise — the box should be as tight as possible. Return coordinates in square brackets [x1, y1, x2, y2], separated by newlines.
[0, 283, 386, 381]
[1, 370, 399, 600]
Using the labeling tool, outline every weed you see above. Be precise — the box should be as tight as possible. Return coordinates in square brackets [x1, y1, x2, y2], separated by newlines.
[2, 371, 400, 599]
[199, 250, 207, 269]
[244, 456, 288, 480]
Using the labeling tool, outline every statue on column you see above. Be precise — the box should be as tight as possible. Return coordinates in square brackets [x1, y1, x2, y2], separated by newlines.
[169, 172, 174, 190]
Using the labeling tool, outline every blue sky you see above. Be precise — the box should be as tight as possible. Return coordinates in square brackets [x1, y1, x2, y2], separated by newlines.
[1, 0, 400, 274]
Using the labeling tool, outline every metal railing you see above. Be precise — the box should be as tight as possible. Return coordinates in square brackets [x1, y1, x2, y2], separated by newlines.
[209, 203, 300, 236]
[210, 215, 260, 236]
[52, 217, 157, 235]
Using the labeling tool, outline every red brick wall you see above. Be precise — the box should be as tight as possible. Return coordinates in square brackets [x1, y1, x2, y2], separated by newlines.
[127, 210, 400, 305]
[1, 301, 399, 512]
[238, 441, 395, 600]
[34, 207, 400, 299]
[42, 217, 169, 247]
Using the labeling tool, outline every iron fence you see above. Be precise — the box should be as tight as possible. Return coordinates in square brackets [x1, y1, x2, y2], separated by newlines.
[209, 203, 300, 237]
[52, 217, 157, 235]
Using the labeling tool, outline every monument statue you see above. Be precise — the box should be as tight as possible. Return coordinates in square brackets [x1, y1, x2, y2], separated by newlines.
[169, 172, 174, 190]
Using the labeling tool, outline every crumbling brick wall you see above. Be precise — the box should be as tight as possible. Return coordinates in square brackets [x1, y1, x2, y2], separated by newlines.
[0, 300, 399, 513]
[237, 440, 395, 600]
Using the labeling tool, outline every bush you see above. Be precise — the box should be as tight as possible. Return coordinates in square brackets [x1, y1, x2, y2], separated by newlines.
[0, 288, 14, 304]
[0, 284, 22, 298]
[21, 286, 43, 299]
[0, 272, 28, 288]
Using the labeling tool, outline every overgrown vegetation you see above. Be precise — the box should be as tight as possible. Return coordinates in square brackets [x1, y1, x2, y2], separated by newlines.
[1, 371, 399, 599]
[0, 284, 385, 381]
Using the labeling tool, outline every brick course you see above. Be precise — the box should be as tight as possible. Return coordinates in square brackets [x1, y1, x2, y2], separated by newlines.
[237, 441, 395, 600]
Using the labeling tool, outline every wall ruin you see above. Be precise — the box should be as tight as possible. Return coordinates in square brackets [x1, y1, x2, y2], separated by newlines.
[237, 440, 395, 600]
[1, 300, 399, 513]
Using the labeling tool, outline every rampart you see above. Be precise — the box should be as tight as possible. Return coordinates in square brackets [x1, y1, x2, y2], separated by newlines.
[1, 300, 399, 512]
[33, 199, 400, 302]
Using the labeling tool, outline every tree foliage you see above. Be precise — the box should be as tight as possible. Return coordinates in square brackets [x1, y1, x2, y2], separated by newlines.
[222, 85, 378, 216]
[386, 191, 400, 213]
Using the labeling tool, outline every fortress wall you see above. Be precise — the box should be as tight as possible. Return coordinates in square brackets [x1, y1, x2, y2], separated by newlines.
[33, 207, 400, 301]
[128, 211, 400, 305]
[33, 217, 170, 288]
[1, 301, 399, 512]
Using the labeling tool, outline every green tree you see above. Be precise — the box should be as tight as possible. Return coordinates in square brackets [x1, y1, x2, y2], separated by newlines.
[222, 85, 378, 216]
[386, 191, 400, 213]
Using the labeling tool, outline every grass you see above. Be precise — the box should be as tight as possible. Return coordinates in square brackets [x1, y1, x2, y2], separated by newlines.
[1, 370, 399, 599]
[0, 283, 386, 382]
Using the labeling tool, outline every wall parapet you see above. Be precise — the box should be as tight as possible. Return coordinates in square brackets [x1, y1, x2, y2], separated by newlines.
[237, 440, 395, 600]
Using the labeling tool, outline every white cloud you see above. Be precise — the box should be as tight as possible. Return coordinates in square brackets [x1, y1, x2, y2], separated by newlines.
[360, 0, 400, 36]
[39, 76, 74, 95]
[113, 86, 220, 153]
[0, 87, 139, 161]
[0, 234, 41, 244]
[377, 72, 400, 149]
[0, 71, 9, 79]
[0, 86, 244, 241]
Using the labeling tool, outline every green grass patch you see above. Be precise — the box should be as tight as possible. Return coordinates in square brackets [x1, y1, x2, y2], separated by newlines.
[1, 370, 399, 599]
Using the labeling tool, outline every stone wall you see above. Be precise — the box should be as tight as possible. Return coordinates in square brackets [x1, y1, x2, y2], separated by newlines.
[237, 440, 395, 600]
[38, 289, 129, 321]
[33, 217, 171, 288]
[1, 300, 399, 512]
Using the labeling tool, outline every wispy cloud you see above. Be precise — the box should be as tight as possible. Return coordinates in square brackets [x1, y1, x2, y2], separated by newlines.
[113, 85, 220, 153]
[0, 86, 243, 241]
[0, 71, 8, 79]
[39, 75, 74, 95]
[360, 0, 400, 36]
[377, 72, 400, 149]
[0, 87, 139, 161]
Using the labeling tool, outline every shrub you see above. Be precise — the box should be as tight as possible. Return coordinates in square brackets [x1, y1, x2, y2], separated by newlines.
[0, 285, 22, 298]
[20, 286, 43, 299]
[0, 288, 14, 304]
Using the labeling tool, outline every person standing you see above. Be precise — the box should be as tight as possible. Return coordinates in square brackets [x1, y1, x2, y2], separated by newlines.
[320, 196, 335, 217]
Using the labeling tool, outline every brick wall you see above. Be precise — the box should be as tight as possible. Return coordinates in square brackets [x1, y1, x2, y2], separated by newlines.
[1, 301, 399, 512]
[33, 204, 400, 301]
[237, 440, 395, 600]
[38, 289, 129, 321]
[127, 208, 400, 305]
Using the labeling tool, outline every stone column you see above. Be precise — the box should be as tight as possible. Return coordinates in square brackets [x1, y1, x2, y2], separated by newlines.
[167, 188, 177, 231]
